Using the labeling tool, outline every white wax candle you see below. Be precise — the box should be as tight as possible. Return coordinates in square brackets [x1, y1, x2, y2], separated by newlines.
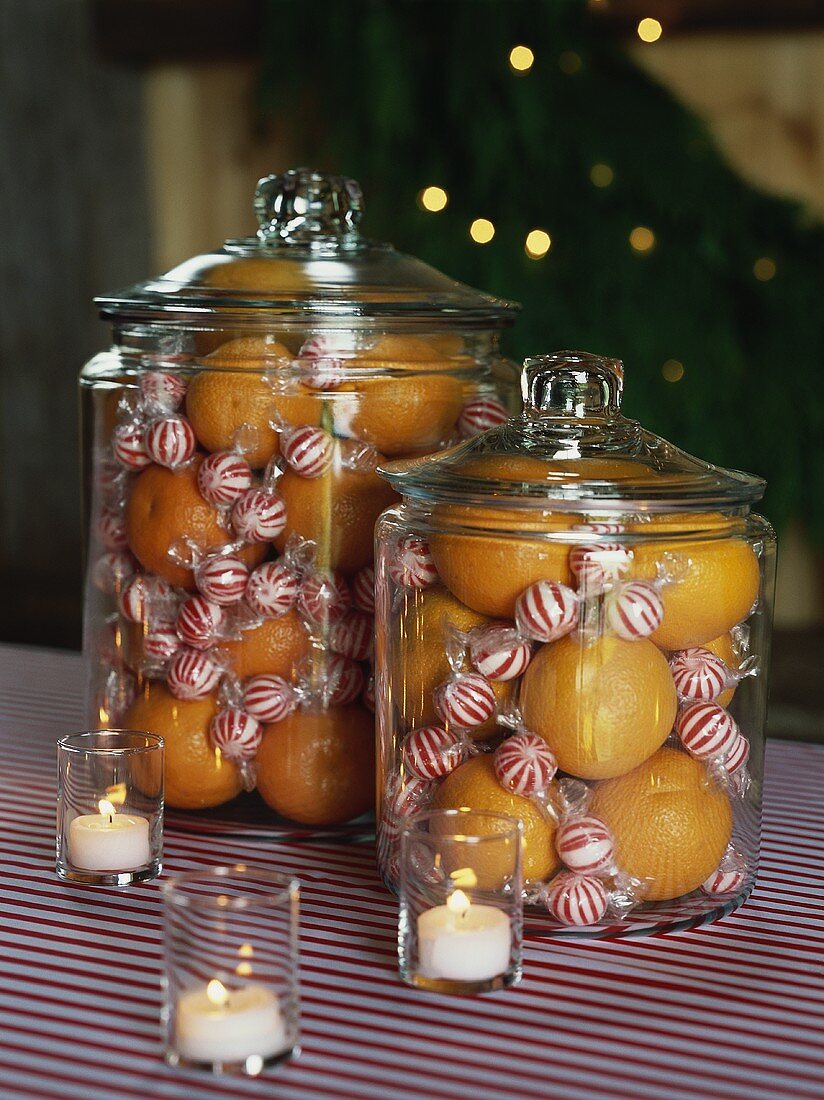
[68, 800, 150, 871]
[175, 981, 288, 1063]
[417, 891, 512, 982]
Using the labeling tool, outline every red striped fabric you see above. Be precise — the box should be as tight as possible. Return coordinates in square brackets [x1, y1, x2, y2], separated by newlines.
[1, 642, 823, 1099]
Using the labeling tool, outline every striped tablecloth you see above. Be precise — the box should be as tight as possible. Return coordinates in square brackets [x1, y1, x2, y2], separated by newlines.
[1, 642, 823, 1100]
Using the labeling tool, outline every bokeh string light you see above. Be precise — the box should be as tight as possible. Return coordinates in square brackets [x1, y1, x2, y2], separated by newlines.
[629, 226, 655, 253]
[509, 45, 535, 73]
[637, 18, 663, 43]
[417, 186, 448, 212]
[470, 218, 496, 244]
[525, 230, 552, 259]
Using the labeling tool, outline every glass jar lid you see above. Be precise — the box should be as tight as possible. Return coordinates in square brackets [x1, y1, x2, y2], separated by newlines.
[96, 168, 519, 326]
[379, 351, 765, 512]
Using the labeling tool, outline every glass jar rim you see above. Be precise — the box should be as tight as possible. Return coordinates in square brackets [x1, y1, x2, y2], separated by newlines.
[162, 864, 300, 910]
[57, 729, 164, 755]
[400, 808, 524, 844]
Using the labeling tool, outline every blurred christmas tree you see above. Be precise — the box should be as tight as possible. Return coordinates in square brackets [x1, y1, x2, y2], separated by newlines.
[260, 0, 824, 535]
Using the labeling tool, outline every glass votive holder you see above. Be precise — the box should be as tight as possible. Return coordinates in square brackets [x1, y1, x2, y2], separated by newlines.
[56, 729, 163, 886]
[398, 808, 523, 996]
[162, 865, 301, 1076]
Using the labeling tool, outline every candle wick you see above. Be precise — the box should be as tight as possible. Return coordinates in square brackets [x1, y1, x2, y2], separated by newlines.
[108, 814, 113, 824]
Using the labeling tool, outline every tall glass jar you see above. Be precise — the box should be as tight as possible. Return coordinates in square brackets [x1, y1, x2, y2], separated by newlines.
[375, 352, 775, 936]
[80, 168, 518, 831]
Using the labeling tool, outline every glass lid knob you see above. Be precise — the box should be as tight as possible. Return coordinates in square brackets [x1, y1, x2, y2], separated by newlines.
[521, 351, 624, 420]
[254, 168, 365, 249]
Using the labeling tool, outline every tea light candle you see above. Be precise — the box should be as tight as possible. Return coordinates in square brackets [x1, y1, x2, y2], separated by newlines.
[68, 799, 150, 872]
[175, 979, 287, 1063]
[417, 890, 512, 982]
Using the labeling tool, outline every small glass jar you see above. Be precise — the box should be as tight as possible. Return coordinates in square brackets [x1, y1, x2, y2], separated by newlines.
[162, 865, 300, 1075]
[375, 352, 775, 937]
[398, 809, 523, 995]
[80, 168, 518, 832]
[56, 729, 163, 885]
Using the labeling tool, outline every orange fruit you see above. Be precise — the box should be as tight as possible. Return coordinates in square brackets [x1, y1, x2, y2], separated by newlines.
[337, 374, 463, 455]
[589, 747, 733, 901]
[222, 609, 310, 679]
[198, 257, 312, 293]
[629, 520, 759, 649]
[186, 338, 320, 468]
[392, 586, 487, 728]
[358, 334, 453, 370]
[255, 705, 375, 825]
[126, 459, 266, 588]
[520, 634, 677, 780]
[434, 754, 559, 882]
[273, 462, 398, 573]
[703, 631, 742, 708]
[123, 685, 242, 810]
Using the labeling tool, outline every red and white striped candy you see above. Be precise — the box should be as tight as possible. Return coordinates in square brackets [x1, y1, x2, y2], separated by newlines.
[363, 673, 376, 712]
[112, 424, 151, 470]
[92, 551, 134, 594]
[675, 701, 739, 761]
[145, 416, 196, 469]
[669, 647, 728, 702]
[326, 654, 364, 705]
[515, 580, 578, 644]
[569, 541, 631, 590]
[280, 426, 334, 479]
[299, 570, 350, 624]
[556, 815, 615, 874]
[402, 725, 464, 781]
[548, 872, 609, 926]
[139, 371, 187, 412]
[95, 507, 128, 551]
[300, 332, 357, 358]
[245, 561, 300, 618]
[352, 565, 376, 614]
[167, 647, 221, 700]
[142, 625, 181, 666]
[457, 396, 508, 438]
[388, 535, 439, 589]
[210, 708, 262, 762]
[572, 522, 625, 535]
[176, 595, 225, 650]
[242, 675, 298, 724]
[330, 611, 374, 662]
[434, 671, 496, 730]
[119, 574, 172, 623]
[196, 556, 250, 606]
[470, 623, 532, 682]
[493, 732, 557, 796]
[387, 775, 433, 819]
[197, 451, 253, 507]
[231, 489, 287, 543]
[298, 358, 345, 391]
[702, 854, 747, 896]
[606, 580, 664, 640]
[724, 732, 750, 775]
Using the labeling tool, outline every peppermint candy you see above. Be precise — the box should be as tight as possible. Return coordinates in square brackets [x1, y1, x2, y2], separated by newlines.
[329, 611, 374, 662]
[402, 725, 465, 781]
[388, 535, 439, 589]
[145, 416, 196, 469]
[197, 451, 253, 507]
[547, 872, 609, 926]
[196, 555, 250, 606]
[434, 671, 496, 730]
[231, 489, 287, 543]
[702, 851, 747, 896]
[176, 595, 225, 650]
[515, 580, 578, 643]
[569, 541, 631, 590]
[352, 565, 376, 614]
[556, 815, 615, 875]
[571, 522, 625, 535]
[605, 580, 664, 640]
[494, 732, 557, 797]
[386, 775, 433, 819]
[469, 623, 531, 681]
[112, 424, 151, 470]
[724, 732, 750, 775]
[95, 507, 128, 551]
[142, 625, 181, 666]
[280, 426, 334, 479]
[92, 551, 135, 594]
[326, 654, 364, 705]
[245, 560, 300, 618]
[210, 708, 262, 762]
[457, 396, 508, 437]
[118, 573, 172, 623]
[242, 674, 298, 724]
[297, 333, 352, 390]
[669, 647, 729, 702]
[139, 370, 187, 412]
[299, 570, 351, 624]
[675, 701, 739, 761]
[167, 647, 221, 700]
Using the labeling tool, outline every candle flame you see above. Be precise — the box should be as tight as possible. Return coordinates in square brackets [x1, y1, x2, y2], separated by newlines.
[98, 799, 117, 818]
[206, 979, 229, 1007]
[447, 889, 471, 917]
